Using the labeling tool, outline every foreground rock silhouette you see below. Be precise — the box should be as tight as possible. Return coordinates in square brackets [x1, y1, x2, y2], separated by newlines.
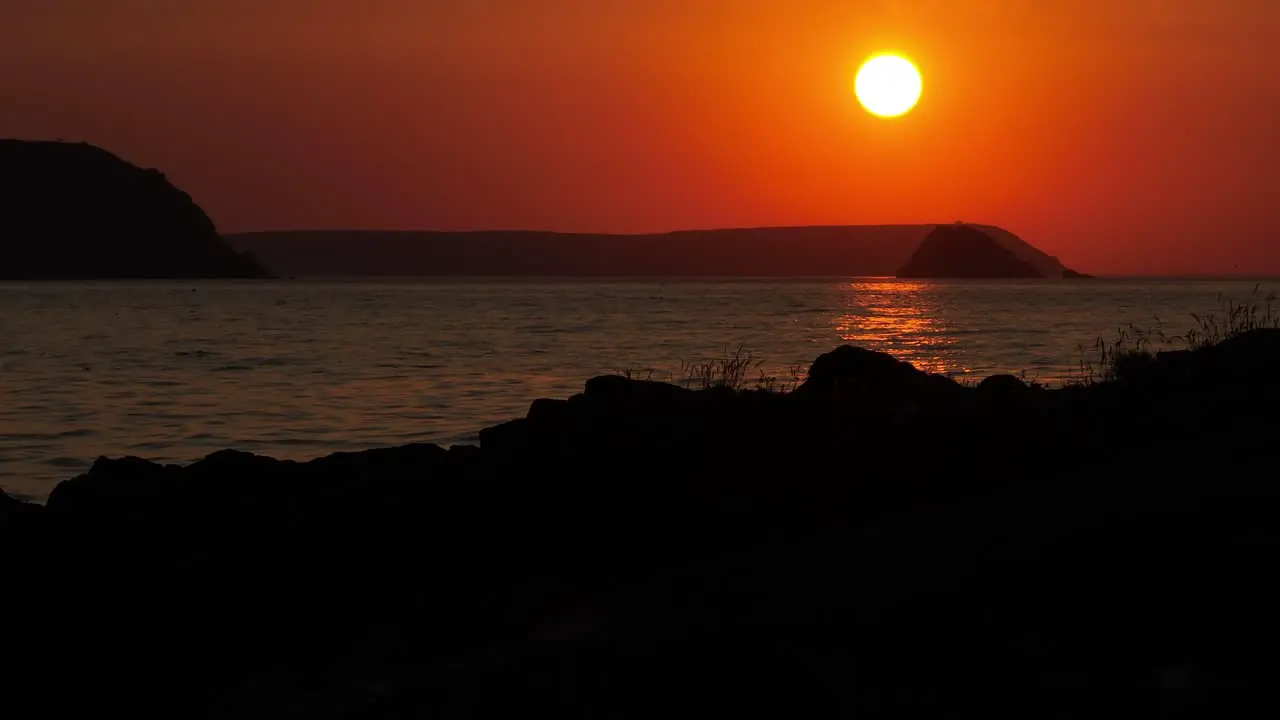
[4, 332, 1280, 717]
[0, 139, 270, 279]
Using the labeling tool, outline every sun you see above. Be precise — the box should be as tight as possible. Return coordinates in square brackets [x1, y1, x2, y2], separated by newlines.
[855, 54, 922, 118]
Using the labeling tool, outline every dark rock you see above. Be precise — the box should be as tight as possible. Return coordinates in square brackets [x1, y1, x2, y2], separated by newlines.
[0, 488, 43, 530]
[479, 417, 532, 453]
[44, 455, 180, 518]
[307, 442, 447, 478]
[802, 344, 929, 390]
[528, 398, 571, 425]
[977, 373, 1030, 397]
[187, 448, 284, 474]
[447, 443, 484, 464]
[0, 139, 271, 279]
[796, 345, 962, 415]
[582, 374, 691, 408]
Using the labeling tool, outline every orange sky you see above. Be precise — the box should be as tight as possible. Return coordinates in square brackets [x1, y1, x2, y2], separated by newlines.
[2, 0, 1278, 275]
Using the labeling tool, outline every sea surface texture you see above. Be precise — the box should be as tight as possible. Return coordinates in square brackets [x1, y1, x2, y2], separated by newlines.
[1, 278, 1272, 500]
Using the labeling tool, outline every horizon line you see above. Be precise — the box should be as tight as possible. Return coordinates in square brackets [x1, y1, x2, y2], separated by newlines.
[221, 222, 1004, 237]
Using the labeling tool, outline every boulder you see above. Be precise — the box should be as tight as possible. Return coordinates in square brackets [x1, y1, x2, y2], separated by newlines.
[977, 373, 1031, 399]
[581, 374, 692, 410]
[45, 455, 180, 520]
[801, 345, 926, 391]
[797, 345, 961, 405]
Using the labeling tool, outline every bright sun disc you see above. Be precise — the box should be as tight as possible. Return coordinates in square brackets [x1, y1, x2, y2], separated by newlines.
[855, 54, 922, 118]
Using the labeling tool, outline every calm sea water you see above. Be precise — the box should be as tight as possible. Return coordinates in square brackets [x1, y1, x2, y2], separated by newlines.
[1, 278, 1275, 500]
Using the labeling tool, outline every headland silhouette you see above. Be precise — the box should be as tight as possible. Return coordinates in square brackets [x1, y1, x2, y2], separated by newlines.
[0, 140, 269, 279]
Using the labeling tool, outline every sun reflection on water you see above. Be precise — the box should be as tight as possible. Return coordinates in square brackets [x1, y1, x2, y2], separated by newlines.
[832, 281, 969, 377]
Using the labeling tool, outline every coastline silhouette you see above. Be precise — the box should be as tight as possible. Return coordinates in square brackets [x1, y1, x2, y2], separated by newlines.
[228, 223, 1085, 279]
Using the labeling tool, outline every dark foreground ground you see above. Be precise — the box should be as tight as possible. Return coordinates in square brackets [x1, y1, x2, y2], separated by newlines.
[4, 332, 1280, 717]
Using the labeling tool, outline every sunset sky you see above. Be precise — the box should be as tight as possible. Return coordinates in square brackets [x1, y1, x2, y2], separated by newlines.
[2, 0, 1278, 275]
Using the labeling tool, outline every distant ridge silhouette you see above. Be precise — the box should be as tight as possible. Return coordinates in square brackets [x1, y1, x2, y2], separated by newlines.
[0, 139, 270, 279]
[227, 225, 1086, 278]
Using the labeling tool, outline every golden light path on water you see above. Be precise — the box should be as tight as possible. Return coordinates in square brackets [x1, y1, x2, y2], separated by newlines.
[831, 281, 969, 377]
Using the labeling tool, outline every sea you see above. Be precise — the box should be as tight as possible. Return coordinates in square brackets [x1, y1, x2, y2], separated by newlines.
[2, 277, 1275, 501]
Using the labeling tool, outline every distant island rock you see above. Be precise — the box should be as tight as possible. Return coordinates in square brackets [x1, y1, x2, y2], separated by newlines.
[0, 139, 270, 279]
[897, 223, 1091, 279]
[226, 225, 1087, 279]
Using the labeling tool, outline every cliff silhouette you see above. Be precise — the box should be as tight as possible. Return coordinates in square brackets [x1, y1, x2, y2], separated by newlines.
[0, 140, 270, 279]
[227, 225, 1085, 278]
[898, 223, 1090, 278]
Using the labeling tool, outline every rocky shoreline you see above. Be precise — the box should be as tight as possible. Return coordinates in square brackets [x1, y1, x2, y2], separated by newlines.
[4, 332, 1280, 717]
